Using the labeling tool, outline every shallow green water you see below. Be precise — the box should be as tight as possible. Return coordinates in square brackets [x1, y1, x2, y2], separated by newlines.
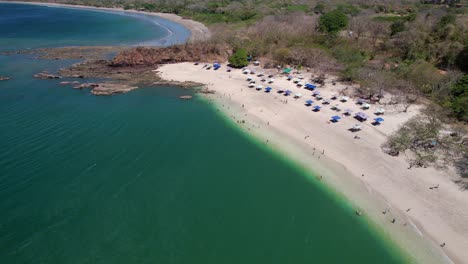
[0, 3, 408, 263]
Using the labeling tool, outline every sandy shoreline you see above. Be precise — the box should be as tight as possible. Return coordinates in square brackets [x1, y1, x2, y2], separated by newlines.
[0, 1, 211, 42]
[157, 62, 468, 264]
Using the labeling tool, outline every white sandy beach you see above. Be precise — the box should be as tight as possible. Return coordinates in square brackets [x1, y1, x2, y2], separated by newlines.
[157, 62, 468, 264]
[0, 1, 211, 42]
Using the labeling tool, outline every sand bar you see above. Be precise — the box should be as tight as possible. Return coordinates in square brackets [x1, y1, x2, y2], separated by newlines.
[157, 62, 468, 264]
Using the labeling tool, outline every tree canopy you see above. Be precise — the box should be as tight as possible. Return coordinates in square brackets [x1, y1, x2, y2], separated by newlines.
[319, 10, 348, 34]
[448, 75, 468, 122]
[228, 48, 249, 68]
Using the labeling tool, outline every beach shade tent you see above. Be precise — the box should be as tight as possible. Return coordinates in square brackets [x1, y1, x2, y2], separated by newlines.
[340, 96, 350, 102]
[287, 75, 294, 80]
[297, 81, 305, 87]
[331, 104, 341, 111]
[256, 85, 263, 90]
[322, 99, 331, 105]
[313, 90, 321, 96]
[247, 55, 253, 61]
[331, 115, 342, 122]
[313, 105, 322, 111]
[265, 87, 272, 93]
[277, 89, 285, 93]
[248, 83, 255, 88]
[298, 74, 305, 79]
[268, 74, 274, 78]
[373, 117, 385, 124]
[242, 69, 251, 74]
[251, 69, 256, 74]
[213, 62, 221, 68]
[355, 112, 369, 121]
[268, 78, 275, 83]
[305, 100, 313, 106]
[253, 60, 260, 66]
[285, 90, 292, 96]
[316, 95, 323, 100]
[247, 75, 254, 81]
[257, 72, 264, 77]
[375, 108, 385, 115]
[362, 103, 371, 109]
[283, 68, 292, 74]
[344, 109, 353, 115]
[226, 67, 232, 72]
[293, 78, 299, 83]
[331, 94, 338, 100]
[357, 98, 366, 105]
[294, 93, 302, 98]
[304, 83, 317, 90]
[351, 124, 362, 131]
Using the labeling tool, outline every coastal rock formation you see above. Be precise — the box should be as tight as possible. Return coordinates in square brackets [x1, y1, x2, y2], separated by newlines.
[1, 46, 126, 60]
[34, 72, 62, 79]
[179, 95, 193, 100]
[198, 88, 215, 94]
[72, 83, 99, 89]
[90, 83, 138, 96]
[152, 80, 204, 88]
[111, 44, 229, 67]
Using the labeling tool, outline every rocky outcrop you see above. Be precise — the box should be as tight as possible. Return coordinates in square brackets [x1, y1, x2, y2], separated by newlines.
[33, 72, 62, 79]
[90, 83, 138, 96]
[152, 80, 204, 88]
[72, 83, 99, 89]
[179, 95, 193, 100]
[198, 88, 215, 94]
[111, 43, 229, 67]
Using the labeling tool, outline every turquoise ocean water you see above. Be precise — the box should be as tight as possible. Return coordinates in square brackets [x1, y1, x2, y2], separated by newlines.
[0, 3, 408, 263]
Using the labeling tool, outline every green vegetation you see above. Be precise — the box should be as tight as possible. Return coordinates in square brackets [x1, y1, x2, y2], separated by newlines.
[287, 4, 309, 12]
[319, 10, 349, 34]
[390, 20, 405, 36]
[383, 109, 465, 169]
[228, 48, 248, 68]
[446, 75, 468, 122]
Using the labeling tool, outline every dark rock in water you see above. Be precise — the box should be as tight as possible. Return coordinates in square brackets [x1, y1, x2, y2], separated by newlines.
[33, 72, 62, 79]
[0, 76, 11, 81]
[152, 80, 203, 88]
[72, 83, 99, 89]
[198, 88, 215, 94]
[90, 83, 138, 96]
[179, 95, 193, 100]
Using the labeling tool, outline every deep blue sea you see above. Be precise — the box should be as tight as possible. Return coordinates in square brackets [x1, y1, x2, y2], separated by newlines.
[0, 3, 408, 264]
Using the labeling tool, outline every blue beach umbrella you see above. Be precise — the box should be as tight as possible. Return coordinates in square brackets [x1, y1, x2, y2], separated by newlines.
[285, 90, 292, 96]
[305, 83, 316, 90]
[331, 115, 341, 121]
[265, 87, 272, 92]
[305, 100, 313, 105]
[313, 105, 321, 111]
[374, 117, 384, 123]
